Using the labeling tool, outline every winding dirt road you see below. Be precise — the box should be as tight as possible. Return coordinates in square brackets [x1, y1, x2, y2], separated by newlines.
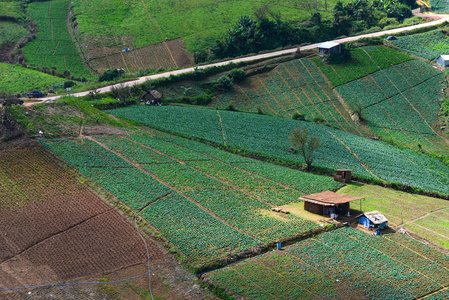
[39, 15, 449, 103]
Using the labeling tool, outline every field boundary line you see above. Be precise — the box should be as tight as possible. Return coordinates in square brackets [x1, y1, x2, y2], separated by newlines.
[384, 235, 449, 272]
[251, 78, 279, 114]
[274, 65, 313, 116]
[86, 136, 261, 243]
[230, 267, 282, 300]
[292, 60, 331, 123]
[0, 208, 114, 265]
[235, 84, 263, 112]
[268, 72, 299, 116]
[216, 110, 226, 146]
[49, 0, 53, 41]
[299, 59, 348, 131]
[120, 135, 278, 207]
[410, 223, 449, 241]
[139, 0, 178, 68]
[254, 258, 326, 299]
[342, 231, 445, 289]
[284, 250, 369, 299]
[259, 74, 292, 117]
[314, 238, 416, 298]
[142, 135, 308, 194]
[325, 129, 385, 182]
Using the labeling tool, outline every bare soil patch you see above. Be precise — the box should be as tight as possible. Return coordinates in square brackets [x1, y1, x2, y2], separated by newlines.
[0, 42, 15, 63]
[88, 39, 192, 73]
[0, 144, 217, 299]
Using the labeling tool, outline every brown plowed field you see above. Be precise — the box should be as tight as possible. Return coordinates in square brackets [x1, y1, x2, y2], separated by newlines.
[88, 39, 193, 73]
[0, 146, 163, 291]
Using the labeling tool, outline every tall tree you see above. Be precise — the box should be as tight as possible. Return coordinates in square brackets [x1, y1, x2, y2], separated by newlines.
[289, 127, 321, 170]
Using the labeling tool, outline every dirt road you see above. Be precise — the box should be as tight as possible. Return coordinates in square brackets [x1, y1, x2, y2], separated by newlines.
[39, 16, 449, 103]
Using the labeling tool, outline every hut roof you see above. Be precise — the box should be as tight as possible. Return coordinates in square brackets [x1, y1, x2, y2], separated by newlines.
[439, 55, 449, 61]
[362, 211, 388, 225]
[299, 190, 363, 206]
[317, 41, 340, 49]
[149, 90, 162, 99]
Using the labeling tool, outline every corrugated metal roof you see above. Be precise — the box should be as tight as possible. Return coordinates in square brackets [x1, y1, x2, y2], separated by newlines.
[439, 55, 449, 61]
[363, 211, 388, 224]
[299, 190, 363, 205]
[317, 42, 340, 49]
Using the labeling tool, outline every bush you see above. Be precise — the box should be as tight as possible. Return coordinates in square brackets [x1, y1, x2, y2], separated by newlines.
[63, 81, 75, 89]
[229, 68, 246, 82]
[292, 113, 306, 121]
[217, 75, 233, 91]
[99, 69, 124, 82]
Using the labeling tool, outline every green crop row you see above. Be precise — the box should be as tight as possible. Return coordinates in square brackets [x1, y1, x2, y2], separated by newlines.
[391, 30, 449, 60]
[211, 58, 366, 135]
[336, 60, 444, 152]
[40, 133, 341, 266]
[312, 45, 412, 86]
[22, 0, 92, 79]
[107, 105, 449, 196]
[207, 228, 449, 299]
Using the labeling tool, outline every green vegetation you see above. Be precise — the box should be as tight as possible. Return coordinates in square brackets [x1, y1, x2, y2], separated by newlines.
[430, 0, 449, 13]
[207, 227, 449, 299]
[211, 58, 368, 135]
[0, 63, 65, 94]
[312, 45, 412, 86]
[336, 60, 446, 153]
[22, 0, 92, 79]
[72, 0, 345, 52]
[390, 29, 449, 60]
[107, 105, 449, 196]
[0, 0, 24, 19]
[39, 133, 342, 266]
[0, 21, 27, 45]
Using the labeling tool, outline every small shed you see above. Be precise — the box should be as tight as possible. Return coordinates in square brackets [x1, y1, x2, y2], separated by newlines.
[317, 42, 342, 54]
[386, 36, 397, 41]
[358, 211, 388, 230]
[141, 90, 163, 104]
[334, 169, 352, 183]
[436, 55, 449, 67]
[300, 190, 363, 216]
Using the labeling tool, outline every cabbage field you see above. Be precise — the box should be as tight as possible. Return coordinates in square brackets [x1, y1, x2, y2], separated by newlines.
[312, 45, 412, 86]
[390, 30, 449, 60]
[107, 105, 449, 196]
[39, 133, 342, 266]
[336, 60, 446, 153]
[206, 227, 449, 299]
[210, 58, 369, 136]
[22, 0, 92, 79]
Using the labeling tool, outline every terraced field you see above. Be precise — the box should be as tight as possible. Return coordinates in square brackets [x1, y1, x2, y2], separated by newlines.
[430, 0, 449, 13]
[210, 58, 369, 136]
[390, 30, 449, 60]
[206, 227, 449, 299]
[312, 45, 412, 86]
[336, 60, 447, 153]
[107, 105, 449, 196]
[22, 0, 92, 79]
[40, 133, 343, 266]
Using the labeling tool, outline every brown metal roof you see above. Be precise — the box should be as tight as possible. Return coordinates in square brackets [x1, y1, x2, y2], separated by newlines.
[299, 190, 363, 206]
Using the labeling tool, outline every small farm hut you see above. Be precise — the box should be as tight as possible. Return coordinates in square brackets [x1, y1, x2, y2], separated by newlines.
[334, 169, 352, 183]
[317, 42, 342, 54]
[436, 55, 449, 67]
[300, 190, 363, 217]
[358, 211, 388, 230]
[141, 90, 163, 104]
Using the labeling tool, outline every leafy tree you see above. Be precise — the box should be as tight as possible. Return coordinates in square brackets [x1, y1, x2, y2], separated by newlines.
[289, 127, 321, 170]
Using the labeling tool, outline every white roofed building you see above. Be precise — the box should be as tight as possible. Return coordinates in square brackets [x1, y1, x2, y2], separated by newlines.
[317, 42, 342, 54]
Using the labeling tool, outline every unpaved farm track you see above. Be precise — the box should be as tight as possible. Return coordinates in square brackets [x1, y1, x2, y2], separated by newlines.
[0, 146, 162, 291]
